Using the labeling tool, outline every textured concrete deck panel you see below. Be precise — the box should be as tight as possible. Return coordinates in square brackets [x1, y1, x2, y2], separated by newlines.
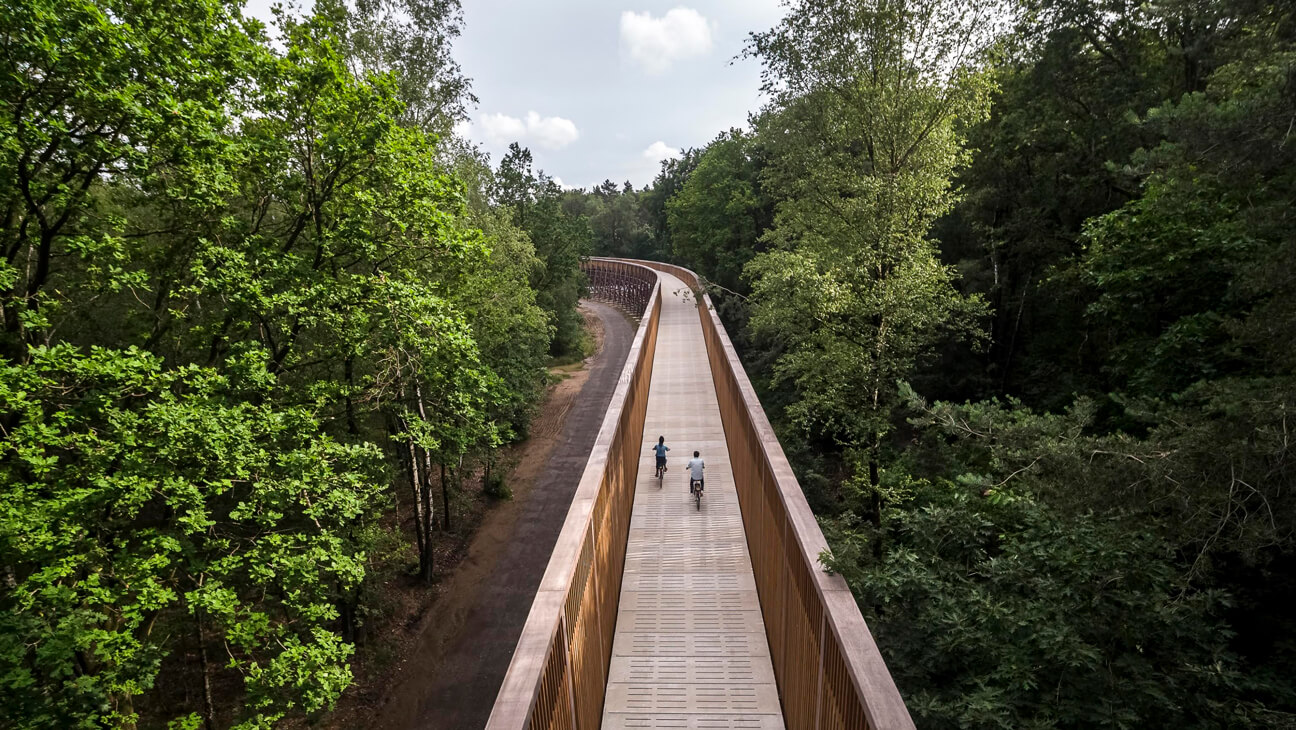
[601, 274, 785, 729]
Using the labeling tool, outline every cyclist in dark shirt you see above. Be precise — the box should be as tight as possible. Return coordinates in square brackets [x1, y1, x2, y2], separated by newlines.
[650, 436, 669, 475]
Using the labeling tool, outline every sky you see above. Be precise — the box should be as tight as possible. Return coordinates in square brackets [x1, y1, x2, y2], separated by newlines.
[245, 1, 786, 190]
[453, 1, 785, 189]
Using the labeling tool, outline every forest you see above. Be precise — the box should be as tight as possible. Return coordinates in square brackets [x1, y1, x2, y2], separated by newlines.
[0, 0, 593, 726]
[3, 0, 1295, 727]
[584, 0, 1296, 726]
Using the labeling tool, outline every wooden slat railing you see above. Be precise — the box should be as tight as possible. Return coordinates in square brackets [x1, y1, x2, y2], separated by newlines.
[582, 259, 654, 317]
[623, 259, 915, 730]
[485, 260, 662, 730]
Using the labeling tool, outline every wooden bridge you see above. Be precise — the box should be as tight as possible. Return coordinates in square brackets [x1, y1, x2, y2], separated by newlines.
[485, 259, 914, 730]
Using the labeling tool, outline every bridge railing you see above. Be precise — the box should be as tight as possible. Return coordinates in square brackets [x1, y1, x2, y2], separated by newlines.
[485, 259, 661, 730]
[623, 259, 915, 730]
[582, 259, 654, 317]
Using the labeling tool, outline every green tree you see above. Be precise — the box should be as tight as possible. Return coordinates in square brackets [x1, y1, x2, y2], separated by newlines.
[587, 180, 653, 259]
[639, 149, 703, 261]
[0, 2, 549, 725]
[666, 129, 770, 294]
[0, 346, 384, 729]
[743, 0, 998, 516]
[333, 0, 476, 134]
[823, 405, 1247, 727]
[0, 0, 258, 361]
[1079, 21, 1296, 397]
[372, 279, 493, 579]
[933, 0, 1247, 405]
[449, 144, 552, 438]
[818, 380, 1294, 727]
[494, 144, 591, 357]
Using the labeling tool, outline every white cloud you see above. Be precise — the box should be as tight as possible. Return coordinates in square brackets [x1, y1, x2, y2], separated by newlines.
[643, 141, 682, 162]
[476, 111, 581, 150]
[479, 112, 526, 143]
[524, 111, 580, 150]
[550, 177, 592, 191]
[620, 8, 714, 75]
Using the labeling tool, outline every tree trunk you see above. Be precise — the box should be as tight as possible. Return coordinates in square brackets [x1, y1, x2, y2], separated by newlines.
[440, 463, 452, 531]
[404, 436, 427, 562]
[344, 355, 359, 436]
[411, 380, 440, 554]
[869, 432, 885, 559]
[338, 581, 360, 644]
[397, 420, 435, 583]
[196, 604, 216, 730]
[869, 452, 882, 528]
[419, 453, 435, 583]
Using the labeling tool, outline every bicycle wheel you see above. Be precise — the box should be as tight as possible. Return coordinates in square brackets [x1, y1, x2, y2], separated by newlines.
[695, 485, 701, 510]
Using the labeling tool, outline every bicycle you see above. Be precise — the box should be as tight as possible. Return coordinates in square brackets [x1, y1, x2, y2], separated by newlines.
[650, 437, 669, 489]
[690, 478, 703, 510]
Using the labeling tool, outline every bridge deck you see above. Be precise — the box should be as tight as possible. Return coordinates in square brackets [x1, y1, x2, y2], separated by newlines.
[601, 273, 785, 729]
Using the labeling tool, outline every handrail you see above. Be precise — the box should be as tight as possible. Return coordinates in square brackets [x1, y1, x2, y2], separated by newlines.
[485, 260, 662, 730]
[615, 258, 915, 730]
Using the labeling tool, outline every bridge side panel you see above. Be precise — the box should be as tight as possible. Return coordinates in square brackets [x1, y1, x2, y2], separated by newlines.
[584, 260, 654, 318]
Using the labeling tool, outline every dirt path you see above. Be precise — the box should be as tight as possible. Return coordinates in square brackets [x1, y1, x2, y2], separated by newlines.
[370, 300, 636, 730]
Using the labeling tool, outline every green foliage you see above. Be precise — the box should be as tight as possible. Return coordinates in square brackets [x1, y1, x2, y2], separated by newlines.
[666, 129, 770, 294]
[457, 198, 553, 440]
[856, 4, 1296, 721]
[494, 144, 592, 357]
[1079, 40, 1296, 396]
[901, 379, 1296, 586]
[932, 0, 1177, 405]
[654, 0, 1296, 724]
[551, 149, 701, 275]
[9, 0, 1295, 724]
[824, 476, 1246, 728]
[0, 346, 383, 728]
[585, 180, 654, 260]
[331, 0, 475, 134]
[0, 0, 571, 724]
[816, 383, 1296, 727]
[640, 150, 703, 260]
[743, 0, 997, 508]
[482, 470, 511, 501]
[563, 171, 687, 264]
[0, 0, 259, 359]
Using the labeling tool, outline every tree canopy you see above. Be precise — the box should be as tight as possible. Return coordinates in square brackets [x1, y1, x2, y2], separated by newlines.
[617, 0, 1296, 725]
[0, 1, 579, 726]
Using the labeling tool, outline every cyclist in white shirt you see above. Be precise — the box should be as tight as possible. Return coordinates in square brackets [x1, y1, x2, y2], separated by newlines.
[686, 451, 705, 494]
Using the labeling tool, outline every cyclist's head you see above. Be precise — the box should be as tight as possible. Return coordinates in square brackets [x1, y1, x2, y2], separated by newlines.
[693, 450, 700, 457]
[658, 436, 664, 444]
